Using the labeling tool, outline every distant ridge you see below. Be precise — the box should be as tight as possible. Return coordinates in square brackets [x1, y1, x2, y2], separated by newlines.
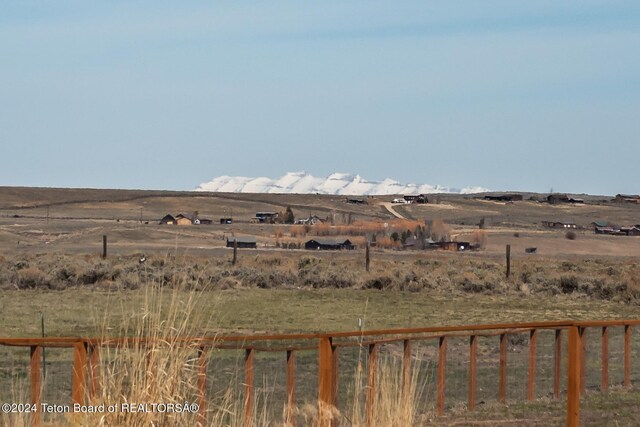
[195, 172, 487, 195]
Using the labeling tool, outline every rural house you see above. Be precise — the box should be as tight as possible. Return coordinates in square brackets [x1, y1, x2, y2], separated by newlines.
[542, 221, 578, 229]
[305, 238, 355, 250]
[159, 214, 175, 225]
[403, 194, 428, 204]
[547, 194, 584, 204]
[590, 220, 610, 230]
[160, 213, 211, 225]
[254, 212, 278, 223]
[620, 226, 640, 236]
[615, 194, 640, 204]
[294, 215, 324, 225]
[226, 236, 257, 249]
[175, 213, 196, 225]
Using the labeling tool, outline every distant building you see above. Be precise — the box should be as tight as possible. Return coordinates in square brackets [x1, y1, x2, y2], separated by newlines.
[484, 194, 523, 202]
[160, 213, 210, 225]
[391, 198, 409, 204]
[294, 215, 324, 225]
[220, 217, 233, 224]
[620, 226, 640, 236]
[175, 213, 195, 225]
[437, 241, 472, 251]
[305, 238, 355, 250]
[542, 221, 578, 229]
[590, 220, 610, 229]
[595, 226, 618, 235]
[615, 194, 640, 204]
[345, 198, 367, 205]
[547, 194, 584, 204]
[403, 194, 428, 204]
[226, 236, 257, 249]
[159, 214, 175, 225]
[254, 212, 278, 223]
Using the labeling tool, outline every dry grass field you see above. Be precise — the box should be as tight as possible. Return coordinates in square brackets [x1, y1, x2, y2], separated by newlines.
[1, 186, 640, 426]
[1, 185, 639, 342]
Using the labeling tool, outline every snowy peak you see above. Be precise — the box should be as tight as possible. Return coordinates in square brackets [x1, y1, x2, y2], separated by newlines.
[195, 172, 487, 195]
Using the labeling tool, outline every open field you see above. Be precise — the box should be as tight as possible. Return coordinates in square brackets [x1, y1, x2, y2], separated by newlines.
[1, 186, 639, 259]
[1, 186, 640, 425]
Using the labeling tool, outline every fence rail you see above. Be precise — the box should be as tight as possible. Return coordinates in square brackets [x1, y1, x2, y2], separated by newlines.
[2, 319, 640, 427]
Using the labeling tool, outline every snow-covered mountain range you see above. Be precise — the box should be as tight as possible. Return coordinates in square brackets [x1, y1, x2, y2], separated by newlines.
[195, 172, 487, 195]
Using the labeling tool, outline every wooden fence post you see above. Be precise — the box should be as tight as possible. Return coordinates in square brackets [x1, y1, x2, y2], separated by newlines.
[624, 325, 632, 388]
[437, 336, 447, 416]
[499, 334, 507, 403]
[365, 241, 370, 272]
[580, 327, 587, 395]
[528, 329, 537, 400]
[469, 335, 477, 410]
[601, 326, 608, 392]
[505, 245, 511, 278]
[318, 337, 335, 427]
[30, 345, 42, 427]
[554, 329, 562, 399]
[244, 348, 254, 427]
[102, 235, 107, 259]
[72, 342, 87, 407]
[567, 325, 581, 427]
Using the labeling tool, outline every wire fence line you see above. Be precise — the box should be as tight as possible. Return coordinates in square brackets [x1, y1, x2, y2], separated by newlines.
[1, 319, 639, 426]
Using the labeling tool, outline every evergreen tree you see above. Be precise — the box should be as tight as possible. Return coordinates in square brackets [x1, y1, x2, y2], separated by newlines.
[284, 206, 295, 224]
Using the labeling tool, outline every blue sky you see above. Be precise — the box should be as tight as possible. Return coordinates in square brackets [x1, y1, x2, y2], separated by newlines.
[1, 1, 639, 194]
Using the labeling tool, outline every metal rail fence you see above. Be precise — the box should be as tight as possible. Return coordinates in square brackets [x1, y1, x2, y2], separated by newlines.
[1, 319, 639, 426]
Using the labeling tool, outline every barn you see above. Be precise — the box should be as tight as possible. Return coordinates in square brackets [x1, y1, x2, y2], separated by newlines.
[226, 236, 257, 249]
[159, 214, 175, 225]
[305, 238, 355, 250]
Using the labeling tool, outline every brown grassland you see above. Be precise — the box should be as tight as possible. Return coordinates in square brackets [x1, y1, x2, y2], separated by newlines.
[1, 187, 640, 425]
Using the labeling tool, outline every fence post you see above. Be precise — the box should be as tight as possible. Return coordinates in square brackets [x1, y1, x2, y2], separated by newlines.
[505, 245, 511, 278]
[499, 333, 507, 403]
[567, 325, 581, 427]
[624, 325, 632, 388]
[437, 336, 447, 416]
[367, 343, 378, 427]
[580, 327, 587, 395]
[72, 341, 87, 407]
[528, 329, 537, 400]
[365, 241, 370, 272]
[469, 335, 477, 410]
[30, 345, 42, 427]
[40, 313, 46, 380]
[286, 350, 296, 427]
[244, 348, 255, 427]
[318, 337, 335, 427]
[601, 327, 609, 392]
[554, 329, 562, 399]
[89, 345, 100, 401]
[197, 346, 208, 426]
[102, 235, 107, 259]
